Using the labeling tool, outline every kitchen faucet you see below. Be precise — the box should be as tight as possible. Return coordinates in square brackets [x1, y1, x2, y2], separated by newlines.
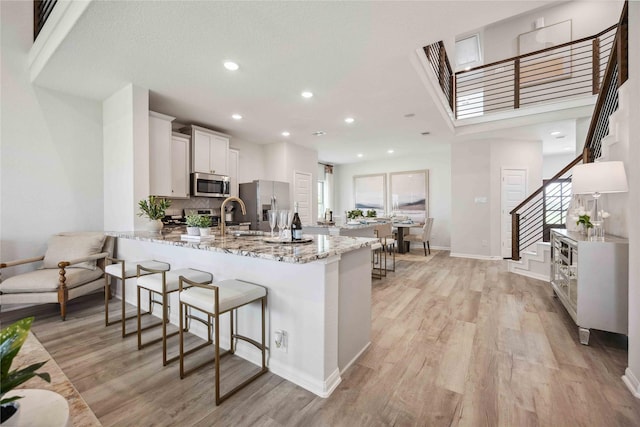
[220, 196, 247, 236]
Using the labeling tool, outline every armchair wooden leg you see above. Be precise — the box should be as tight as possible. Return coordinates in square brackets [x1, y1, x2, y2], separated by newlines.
[58, 268, 69, 321]
[427, 241, 431, 255]
[423, 242, 427, 256]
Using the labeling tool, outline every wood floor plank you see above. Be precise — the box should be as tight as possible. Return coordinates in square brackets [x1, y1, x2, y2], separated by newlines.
[2, 249, 639, 426]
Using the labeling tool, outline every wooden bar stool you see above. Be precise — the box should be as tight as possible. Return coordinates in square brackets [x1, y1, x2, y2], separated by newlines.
[178, 276, 267, 405]
[104, 258, 170, 337]
[136, 267, 213, 366]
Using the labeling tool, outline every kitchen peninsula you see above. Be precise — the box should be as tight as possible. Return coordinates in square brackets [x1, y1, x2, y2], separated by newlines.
[106, 229, 376, 397]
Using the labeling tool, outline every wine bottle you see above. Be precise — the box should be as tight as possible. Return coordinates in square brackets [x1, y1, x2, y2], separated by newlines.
[292, 203, 303, 241]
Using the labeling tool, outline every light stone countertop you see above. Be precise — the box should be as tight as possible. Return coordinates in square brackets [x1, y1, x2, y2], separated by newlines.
[107, 228, 377, 264]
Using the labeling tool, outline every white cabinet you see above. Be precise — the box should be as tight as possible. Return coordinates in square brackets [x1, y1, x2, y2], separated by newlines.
[149, 111, 175, 197]
[149, 111, 190, 199]
[550, 229, 629, 345]
[228, 148, 239, 197]
[171, 132, 190, 198]
[188, 125, 229, 176]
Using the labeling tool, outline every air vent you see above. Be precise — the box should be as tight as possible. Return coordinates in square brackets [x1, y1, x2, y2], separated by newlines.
[421, 131, 431, 135]
[312, 131, 327, 136]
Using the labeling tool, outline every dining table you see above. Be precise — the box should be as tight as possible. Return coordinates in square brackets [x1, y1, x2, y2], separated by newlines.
[392, 222, 424, 254]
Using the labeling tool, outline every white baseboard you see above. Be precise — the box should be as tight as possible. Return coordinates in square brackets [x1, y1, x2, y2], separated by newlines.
[268, 358, 341, 398]
[622, 367, 640, 399]
[449, 252, 502, 261]
[430, 245, 450, 251]
[508, 267, 550, 282]
[341, 342, 370, 374]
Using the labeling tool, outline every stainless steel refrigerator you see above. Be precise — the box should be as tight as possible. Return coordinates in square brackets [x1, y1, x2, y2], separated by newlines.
[239, 180, 290, 231]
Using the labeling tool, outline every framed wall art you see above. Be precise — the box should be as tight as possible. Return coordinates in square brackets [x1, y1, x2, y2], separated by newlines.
[353, 174, 386, 214]
[518, 20, 572, 87]
[390, 170, 429, 220]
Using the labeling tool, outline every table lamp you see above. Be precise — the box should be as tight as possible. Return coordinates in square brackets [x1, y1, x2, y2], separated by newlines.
[571, 161, 628, 240]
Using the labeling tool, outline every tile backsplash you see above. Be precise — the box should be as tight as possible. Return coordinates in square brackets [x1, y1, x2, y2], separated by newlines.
[165, 197, 223, 216]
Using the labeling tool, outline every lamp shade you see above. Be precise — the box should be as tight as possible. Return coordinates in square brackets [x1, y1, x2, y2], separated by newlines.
[572, 161, 628, 194]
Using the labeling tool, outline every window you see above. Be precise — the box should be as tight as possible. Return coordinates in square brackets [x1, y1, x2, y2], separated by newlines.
[318, 180, 325, 218]
[455, 34, 482, 70]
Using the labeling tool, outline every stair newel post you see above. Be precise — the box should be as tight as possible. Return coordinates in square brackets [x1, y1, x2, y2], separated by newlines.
[512, 213, 521, 261]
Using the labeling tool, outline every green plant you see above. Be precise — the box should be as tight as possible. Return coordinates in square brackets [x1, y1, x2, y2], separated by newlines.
[366, 209, 377, 218]
[138, 196, 171, 221]
[347, 209, 363, 219]
[198, 216, 212, 228]
[0, 317, 50, 405]
[185, 213, 202, 227]
[576, 214, 593, 229]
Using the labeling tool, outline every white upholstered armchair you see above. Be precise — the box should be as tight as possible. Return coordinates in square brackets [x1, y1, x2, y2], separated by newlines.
[0, 232, 114, 320]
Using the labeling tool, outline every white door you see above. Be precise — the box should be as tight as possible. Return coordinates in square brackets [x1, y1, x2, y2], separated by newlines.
[501, 169, 527, 258]
[294, 171, 312, 225]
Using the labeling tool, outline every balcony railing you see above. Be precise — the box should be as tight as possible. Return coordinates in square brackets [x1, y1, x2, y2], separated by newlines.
[424, 24, 617, 120]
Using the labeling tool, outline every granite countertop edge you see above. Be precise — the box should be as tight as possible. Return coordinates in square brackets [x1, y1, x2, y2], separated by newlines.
[106, 230, 377, 264]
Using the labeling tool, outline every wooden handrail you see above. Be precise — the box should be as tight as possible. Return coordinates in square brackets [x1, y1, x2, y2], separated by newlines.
[456, 24, 617, 76]
[509, 155, 583, 215]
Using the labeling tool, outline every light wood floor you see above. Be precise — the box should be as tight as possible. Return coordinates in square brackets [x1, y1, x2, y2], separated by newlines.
[3, 249, 640, 426]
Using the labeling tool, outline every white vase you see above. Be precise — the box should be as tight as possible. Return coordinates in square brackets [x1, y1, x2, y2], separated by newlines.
[186, 226, 200, 236]
[147, 219, 163, 232]
[199, 227, 211, 236]
[1, 389, 70, 427]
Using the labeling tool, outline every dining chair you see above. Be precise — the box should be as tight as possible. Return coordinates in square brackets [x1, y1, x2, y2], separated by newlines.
[405, 218, 434, 256]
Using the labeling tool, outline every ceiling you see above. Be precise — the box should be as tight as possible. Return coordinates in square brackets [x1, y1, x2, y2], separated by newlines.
[33, 0, 570, 165]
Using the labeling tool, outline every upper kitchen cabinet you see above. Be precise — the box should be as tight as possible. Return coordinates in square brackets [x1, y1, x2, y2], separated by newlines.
[149, 111, 190, 199]
[149, 111, 175, 197]
[171, 132, 190, 198]
[186, 125, 229, 176]
[229, 148, 239, 197]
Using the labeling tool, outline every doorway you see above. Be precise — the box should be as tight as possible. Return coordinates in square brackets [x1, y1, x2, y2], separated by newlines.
[501, 168, 527, 258]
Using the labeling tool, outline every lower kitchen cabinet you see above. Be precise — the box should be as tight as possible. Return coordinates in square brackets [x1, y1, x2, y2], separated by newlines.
[550, 229, 628, 345]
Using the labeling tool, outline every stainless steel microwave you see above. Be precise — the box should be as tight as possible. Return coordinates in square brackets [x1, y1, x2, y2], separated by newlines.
[191, 172, 230, 198]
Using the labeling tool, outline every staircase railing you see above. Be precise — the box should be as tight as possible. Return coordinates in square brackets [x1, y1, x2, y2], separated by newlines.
[510, 2, 628, 261]
[423, 41, 455, 112]
[424, 24, 616, 120]
[33, 0, 58, 41]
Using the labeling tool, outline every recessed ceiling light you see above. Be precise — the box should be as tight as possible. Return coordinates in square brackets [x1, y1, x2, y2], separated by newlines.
[312, 131, 326, 136]
[232, 114, 242, 120]
[344, 117, 355, 124]
[387, 149, 394, 154]
[301, 91, 314, 98]
[223, 61, 239, 71]
[281, 131, 290, 137]
[563, 147, 572, 151]
[550, 131, 562, 136]
[357, 153, 363, 158]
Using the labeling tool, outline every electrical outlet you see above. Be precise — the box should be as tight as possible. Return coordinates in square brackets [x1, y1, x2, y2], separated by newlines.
[274, 330, 287, 353]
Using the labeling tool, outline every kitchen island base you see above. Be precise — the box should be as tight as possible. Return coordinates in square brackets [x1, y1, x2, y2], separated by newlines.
[111, 235, 372, 397]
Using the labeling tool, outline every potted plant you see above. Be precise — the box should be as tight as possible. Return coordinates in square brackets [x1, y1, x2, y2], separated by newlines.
[185, 213, 202, 236]
[138, 196, 171, 232]
[1, 317, 51, 423]
[198, 215, 213, 236]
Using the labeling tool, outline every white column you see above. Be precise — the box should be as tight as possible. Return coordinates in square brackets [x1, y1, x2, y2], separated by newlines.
[103, 84, 149, 231]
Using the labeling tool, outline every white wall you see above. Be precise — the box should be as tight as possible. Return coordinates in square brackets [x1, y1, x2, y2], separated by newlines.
[543, 153, 576, 179]
[483, 1, 623, 63]
[230, 137, 265, 185]
[334, 145, 451, 249]
[0, 0, 103, 274]
[451, 138, 542, 258]
[623, 0, 640, 400]
[263, 142, 319, 222]
[102, 84, 149, 231]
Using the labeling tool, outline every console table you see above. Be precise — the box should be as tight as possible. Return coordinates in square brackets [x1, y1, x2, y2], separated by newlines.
[550, 229, 629, 345]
